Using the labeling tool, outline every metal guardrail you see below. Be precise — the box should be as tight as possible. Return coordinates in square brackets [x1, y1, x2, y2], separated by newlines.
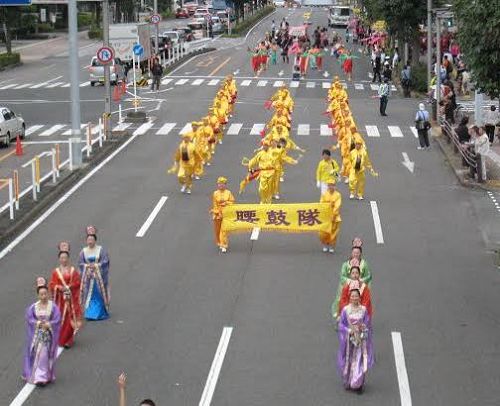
[439, 117, 477, 169]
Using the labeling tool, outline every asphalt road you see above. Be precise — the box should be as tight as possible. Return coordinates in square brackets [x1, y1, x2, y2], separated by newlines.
[1, 7, 500, 406]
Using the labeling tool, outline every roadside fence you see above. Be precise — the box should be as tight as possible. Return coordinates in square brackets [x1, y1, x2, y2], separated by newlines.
[440, 117, 477, 176]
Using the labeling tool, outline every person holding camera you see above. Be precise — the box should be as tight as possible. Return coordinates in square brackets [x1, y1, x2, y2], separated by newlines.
[415, 103, 431, 150]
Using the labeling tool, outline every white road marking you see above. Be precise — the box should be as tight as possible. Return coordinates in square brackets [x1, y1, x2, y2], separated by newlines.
[401, 152, 415, 173]
[354, 83, 364, 90]
[136, 196, 168, 238]
[13, 83, 33, 89]
[46, 82, 64, 88]
[290, 81, 299, 88]
[250, 227, 260, 241]
[207, 79, 219, 86]
[62, 124, 87, 135]
[410, 126, 418, 138]
[297, 124, 310, 136]
[0, 128, 142, 261]
[175, 78, 189, 85]
[388, 125, 404, 138]
[368, 72, 373, 79]
[250, 123, 265, 135]
[112, 123, 133, 132]
[322, 82, 330, 89]
[191, 79, 204, 86]
[180, 123, 193, 134]
[61, 83, 71, 88]
[227, 123, 243, 135]
[0, 84, 18, 89]
[391, 332, 413, 406]
[39, 124, 66, 137]
[391, 85, 397, 92]
[156, 123, 176, 135]
[79, 81, 90, 87]
[306, 81, 315, 88]
[133, 121, 154, 135]
[320, 124, 331, 136]
[25, 125, 44, 136]
[370, 83, 379, 91]
[240, 80, 252, 86]
[273, 80, 284, 87]
[370, 201, 384, 244]
[161, 78, 173, 85]
[199, 327, 233, 406]
[366, 125, 380, 138]
[257, 80, 267, 87]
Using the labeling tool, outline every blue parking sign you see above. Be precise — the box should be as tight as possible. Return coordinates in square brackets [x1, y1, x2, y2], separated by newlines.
[133, 44, 144, 56]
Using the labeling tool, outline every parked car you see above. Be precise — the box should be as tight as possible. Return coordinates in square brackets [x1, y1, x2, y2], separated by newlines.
[210, 16, 224, 33]
[187, 21, 205, 39]
[175, 8, 190, 18]
[0, 107, 25, 147]
[89, 57, 125, 86]
[216, 11, 229, 24]
[173, 26, 194, 42]
[195, 7, 210, 14]
[274, 0, 285, 6]
[192, 12, 207, 24]
[162, 30, 181, 46]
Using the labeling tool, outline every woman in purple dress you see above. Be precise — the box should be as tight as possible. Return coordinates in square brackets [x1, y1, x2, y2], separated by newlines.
[337, 288, 374, 392]
[23, 277, 61, 386]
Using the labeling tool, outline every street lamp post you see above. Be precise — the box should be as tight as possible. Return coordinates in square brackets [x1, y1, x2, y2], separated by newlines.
[103, 0, 111, 137]
[427, 0, 432, 91]
[436, 14, 441, 112]
[154, 0, 159, 55]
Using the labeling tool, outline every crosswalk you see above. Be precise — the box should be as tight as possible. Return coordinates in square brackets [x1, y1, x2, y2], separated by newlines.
[23, 122, 419, 139]
[1, 77, 398, 92]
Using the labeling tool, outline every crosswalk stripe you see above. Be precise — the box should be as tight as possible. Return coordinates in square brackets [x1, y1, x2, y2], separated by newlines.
[46, 82, 64, 88]
[79, 81, 90, 87]
[30, 82, 49, 89]
[273, 80, 284, 87]
[13, 83, 33, 89]
[391, 85, 397, 92]
[0, 84, 18, 89]
[388, 125, 404, 138]
[112, 123, 133, 132]
[227, 123, 243, 135]
[61, 83, 71, 88]
[156, 123, 176, 135]
[354, 83, 364, 90]
[290, 81, 299, 88]
[207, 79, 219, 86]
[133, 122, 154, 135]
[297, 124, 310, 136]
[191, 79, 204, 86]
[39, 124, 66, 137]
[250, 123, 265, 135]
[366, 125, 380, 137]
[240, 80, 252, 86]
[320, 124, 331, 136]
[25, 125, 44, 136]
[306, 81, 315, 88]
[322, 82, 331, 89]
[180, 123, 192, 134]
[410, 126, 418, 138]
[161, 78, 173, 85]
[175, 79, 189, 85]
[257, 80, 267, 87]
[62, 124, 87, 135]
[370, 83, 379, 91]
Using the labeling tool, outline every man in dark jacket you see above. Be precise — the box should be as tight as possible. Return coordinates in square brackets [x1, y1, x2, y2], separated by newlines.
[150, 58, 163, 92]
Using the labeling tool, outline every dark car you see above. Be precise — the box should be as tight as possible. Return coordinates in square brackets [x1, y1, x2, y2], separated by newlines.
[175, 8, 189, 18]
[173, 26, 194, 42]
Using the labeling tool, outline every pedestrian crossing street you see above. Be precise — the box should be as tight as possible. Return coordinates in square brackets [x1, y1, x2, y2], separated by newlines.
[0, 77, 397, 92]
[25, 122, 419, 139]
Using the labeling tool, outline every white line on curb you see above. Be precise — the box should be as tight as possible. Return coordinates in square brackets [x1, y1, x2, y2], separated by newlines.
[136, 196, 168, 238]
[391, 332, 413, 406]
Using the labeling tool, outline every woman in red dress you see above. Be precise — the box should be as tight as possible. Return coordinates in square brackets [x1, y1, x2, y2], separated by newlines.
[49, 242, 83, 348]
[338, 265, 372, 318]
[343, 51, 353, 82]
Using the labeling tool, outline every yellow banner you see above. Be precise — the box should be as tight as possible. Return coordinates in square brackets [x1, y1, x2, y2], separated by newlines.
[221, 203, 332, 234]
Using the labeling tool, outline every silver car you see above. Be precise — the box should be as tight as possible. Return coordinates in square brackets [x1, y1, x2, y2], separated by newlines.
[0, 107, 25, 147]
[89, 57, 125, 86]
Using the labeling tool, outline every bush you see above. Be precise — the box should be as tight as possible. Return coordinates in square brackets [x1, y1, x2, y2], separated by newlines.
[37, 23, 54, 33]
[411, 63, 427, 94]
[78, 12, 94, 27]
[88, 25, 102, 39]
[228, 6, 275, 36]
[161, 10, 174, 19]
[0, 52, 21, 69]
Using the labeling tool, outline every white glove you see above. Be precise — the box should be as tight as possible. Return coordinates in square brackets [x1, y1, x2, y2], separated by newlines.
[316, 181, 321, 189]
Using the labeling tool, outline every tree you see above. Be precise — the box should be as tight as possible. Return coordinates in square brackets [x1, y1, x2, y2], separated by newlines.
[454, 0, 500, 99]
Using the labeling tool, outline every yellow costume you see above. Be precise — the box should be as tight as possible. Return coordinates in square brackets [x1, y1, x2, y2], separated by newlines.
[349, 135, 376, 199]
[316, 157, 340, 194]
[270, 145, 297, 199]
[319, 182, 342, 251]
[247, 144, 276, 204]
[210, 177, 235, 252]
[170, 135, 202, 193]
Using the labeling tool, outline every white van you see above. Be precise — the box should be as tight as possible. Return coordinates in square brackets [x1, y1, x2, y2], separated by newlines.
[328, 6, 353, 27]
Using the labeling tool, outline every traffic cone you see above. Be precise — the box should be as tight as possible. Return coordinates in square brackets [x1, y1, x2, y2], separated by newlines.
[15, 134, 23, 156]
[120, 80, 126, 95]
[113, 85, 121, 102]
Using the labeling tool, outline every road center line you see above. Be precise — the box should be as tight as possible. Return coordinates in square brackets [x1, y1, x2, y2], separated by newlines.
[208, 57, 231, 77]
[391, 332, 413, 406]
[199, 326, 233, 406]
[369, 201, 384, 244]
[135, 196, 168, 238]
[250, 227, 260, 241]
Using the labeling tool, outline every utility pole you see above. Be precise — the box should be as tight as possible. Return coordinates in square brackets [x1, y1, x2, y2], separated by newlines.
[427, 0, 432, 91]
[103, 0, 111, 137]
[154, 0, 159, 55]
[436, 14, 441, 112]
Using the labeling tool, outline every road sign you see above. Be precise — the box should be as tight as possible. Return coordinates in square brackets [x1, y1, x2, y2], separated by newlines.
[150, 14, 161, 24]
[96, 46, 114, 64]
[133, 44, 144, 56]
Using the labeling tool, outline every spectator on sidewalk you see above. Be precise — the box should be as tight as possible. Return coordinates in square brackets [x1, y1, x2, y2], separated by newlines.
[118, 373, 156, 406]
[150, 58, 163, 92]
[371, 51, 382, 83]
[401, 64, 411, 97]
[455, 116, 471, 144]
[484, 105, 499, 144]
[415, 103, 431, 150]
[382, 61, 392, 82]
[378, 77, 391, 116]
[472, 126, 490, 182]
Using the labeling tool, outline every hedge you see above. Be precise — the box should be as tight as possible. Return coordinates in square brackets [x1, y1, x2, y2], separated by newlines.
[0, 53, 21, 69]
[78, 12, 95, 28]
[88, 25, 103, 40]
[227, 6, 275, 36]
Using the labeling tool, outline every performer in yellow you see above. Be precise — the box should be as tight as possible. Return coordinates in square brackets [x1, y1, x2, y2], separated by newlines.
[268, 108, 290, 130]
[213, 100, 228, 144]
[246, 140, 276, 204]
[349, 134, 378, 200]
[207, 109, 221, 153]
[168, 133, 202, 194]
[210, 176, 235, 253]
[316, 149, 339, 195]
[319, 178, 342, 253]
[270, 138, 298, 200]
[191, 121, 206, 180]
[200, 116, 215, 165]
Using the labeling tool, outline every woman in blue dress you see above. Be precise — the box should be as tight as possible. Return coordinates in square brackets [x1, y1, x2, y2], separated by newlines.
[79, 225, 110, 320]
